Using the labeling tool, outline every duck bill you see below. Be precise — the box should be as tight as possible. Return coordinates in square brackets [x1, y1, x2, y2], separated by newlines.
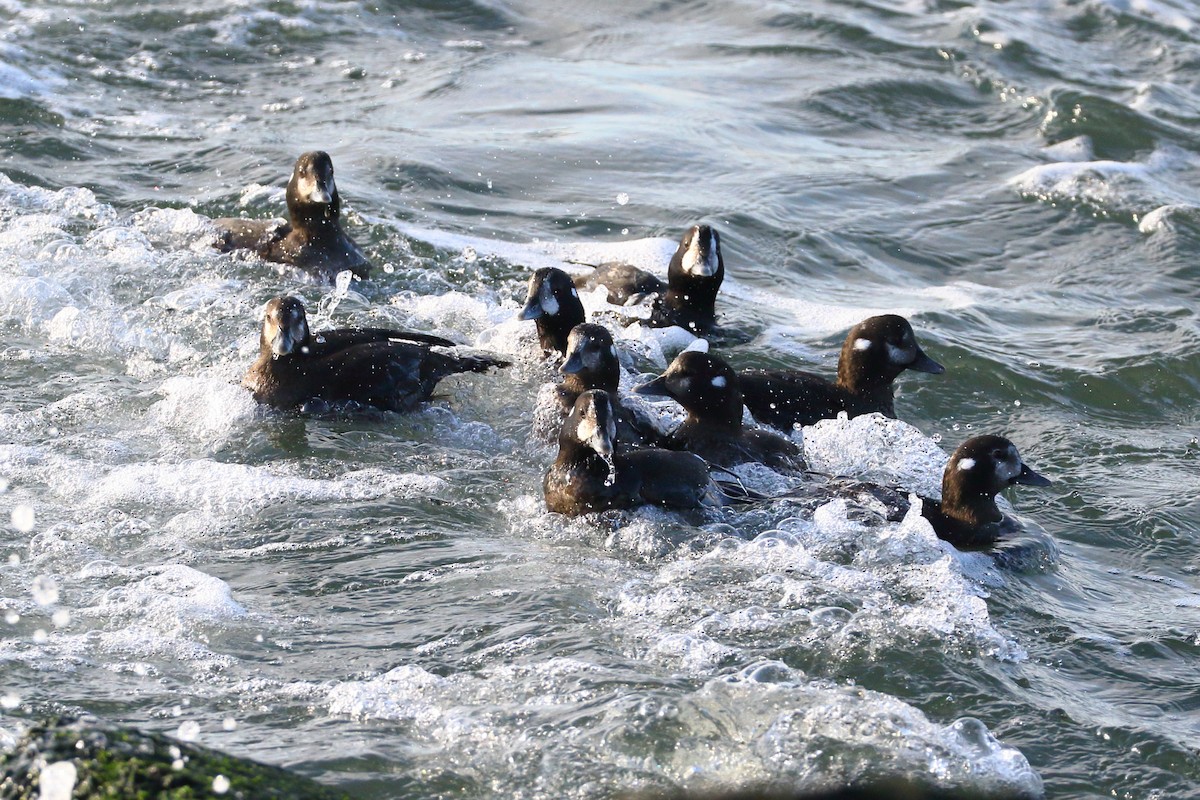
[560, 351, 585, 375]
[1012, 464, 1051, 486]
[908, 347, 945, 375]
[518, 296, 544, 321]
[632, 375, 672, 399]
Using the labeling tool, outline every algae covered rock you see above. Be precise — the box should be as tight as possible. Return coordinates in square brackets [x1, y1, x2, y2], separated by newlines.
[0, 716, 350, 799]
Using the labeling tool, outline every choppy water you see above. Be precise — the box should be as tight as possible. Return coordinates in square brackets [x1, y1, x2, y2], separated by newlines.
[2, 0, 1200, 797]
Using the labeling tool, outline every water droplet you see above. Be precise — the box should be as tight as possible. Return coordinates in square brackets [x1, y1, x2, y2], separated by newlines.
[616, 192, 630, 205]
[171, 705, 182, 717]
[0, 479, 8, 493]
[1, 693, 20, 710]
[4, 610, 18, 624]
[52, 609, 70, 627]
[222, 717, 238, 731]
[486, 179, 493, 190]
[171, 759, 184, 771]
[176, 721, 200, 742]
[213, 775, 231, 794]
[32, 575, 58, 606]
[621, 228, 629, 235]
[11, 505, 34, 533]
[1013, 400, 1021, 406]
[32, 629, 47, 644]
[461, 246, 477, 263]
[7, 553, 19, 565]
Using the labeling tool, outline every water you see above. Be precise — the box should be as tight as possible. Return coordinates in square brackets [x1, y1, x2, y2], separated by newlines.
[1, 0, 1199, 797]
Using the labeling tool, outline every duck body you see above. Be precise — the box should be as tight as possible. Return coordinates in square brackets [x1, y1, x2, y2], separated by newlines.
[634, 349, 805, 474]
[215, 151, 370, 282]
[243, 296, 508, 413]
[544, 390, 737, 516]
[740, 314, 944, 430]
[573, 262, 665, 305]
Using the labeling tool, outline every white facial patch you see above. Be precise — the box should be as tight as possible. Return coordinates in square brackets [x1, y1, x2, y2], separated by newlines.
[681, 238, 719, 277]
[854, 338, 872, 351]
[711, 375, 727, 388]
[957, 457, 976, 471]
[298, 173, 333, 204]
[577, 410, 613, 455]
[540, 281, 560, 315]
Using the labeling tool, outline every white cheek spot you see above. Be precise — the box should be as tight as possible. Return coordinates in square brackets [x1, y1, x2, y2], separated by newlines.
[854, 338, 872, 351]
[957, 458, 976, 471]
[570, 287, 578, 297]
[711, 376, 727, 388]
[682, 240, 718, 277]
[540, 283, 560, 315]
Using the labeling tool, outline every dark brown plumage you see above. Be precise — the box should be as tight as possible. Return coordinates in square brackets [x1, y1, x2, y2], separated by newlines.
[215, 151, 370, 282]
[739, 314, 943, 431]
[243, 296, 508, 413]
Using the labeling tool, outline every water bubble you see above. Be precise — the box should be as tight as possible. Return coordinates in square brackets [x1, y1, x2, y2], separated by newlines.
[52, 609, 70, 627]
[176, 720, 200, 742]
[222, 717, 238, 731]
[621, 228, 629, 235]
[11, 505, 34, 533]
[1013, 400, 1021, 406]
[616, 192, 630, 205]
[461, 246, 477, 263]
[32, 575, 58, 606]
[213, 775, 231, 794]
[1, 693, 20, 709]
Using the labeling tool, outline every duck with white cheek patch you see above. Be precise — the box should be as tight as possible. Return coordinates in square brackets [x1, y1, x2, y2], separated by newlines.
[739, 314, 944, 431]
[557, 323, 668, 449]
[214, 151, 371, 282]
[634, 348, 807, 475]
[243, 296, 510, 413]
[517, 267, 587, 356]
[543, 389, 755, 516]
[800, 434, 1053, 551]
[919, 434, 1052, 549]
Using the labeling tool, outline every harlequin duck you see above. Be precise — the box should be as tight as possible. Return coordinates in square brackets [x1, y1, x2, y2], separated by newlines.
[739, 314, 943, 431]
[558, 323, 667, 449]
[572, 224, 723, 334]
[918, 434, 1052, 548]
[214, 151, 370, 282]
[544, 389, 748, 516]
[517, 267, 587, 356]
[650, 223, 724, 334]
[243, 296, 509, 412]
[634, 349, 806, 474]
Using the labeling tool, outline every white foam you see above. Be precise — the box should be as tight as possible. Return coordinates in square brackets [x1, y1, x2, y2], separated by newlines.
[313, 657, 1040, 796]
[803, 413, 947, 497]
[83, 460, 448, 526]
[144, 376, 261, 451]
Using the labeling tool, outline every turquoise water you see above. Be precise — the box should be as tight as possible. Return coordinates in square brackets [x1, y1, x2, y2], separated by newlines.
[1, 0, 1199, 797]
